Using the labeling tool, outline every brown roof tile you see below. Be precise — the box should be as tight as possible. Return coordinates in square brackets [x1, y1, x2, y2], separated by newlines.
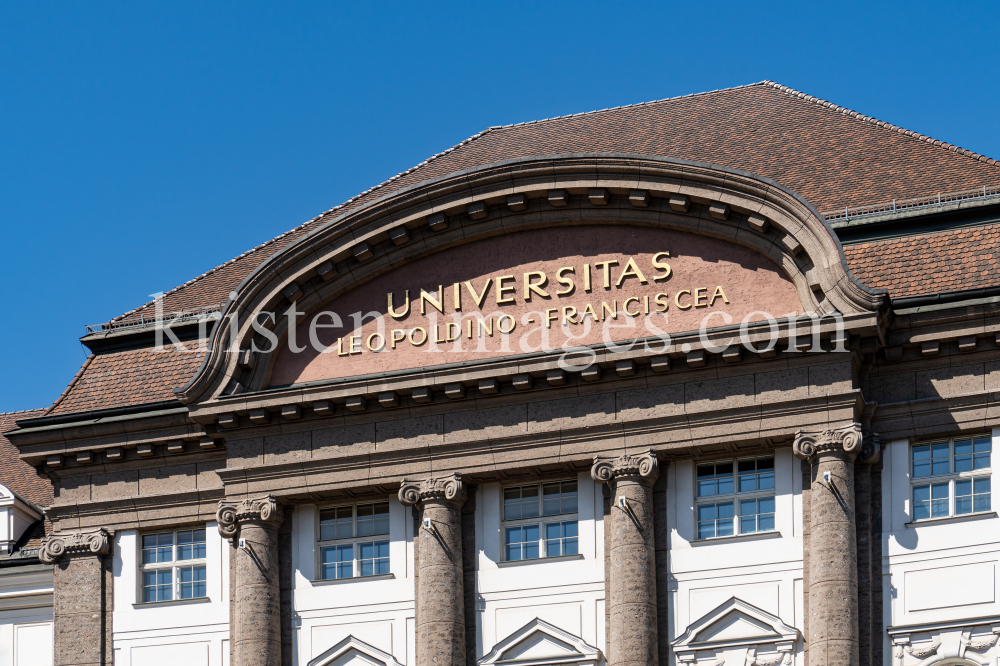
[0, 409, 53, 509]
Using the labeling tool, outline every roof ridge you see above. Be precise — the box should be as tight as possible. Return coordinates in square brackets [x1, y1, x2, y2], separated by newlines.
[759, 80, 1000, 167]
[0, 408, 46, 418]
[111, 127, 498, 323]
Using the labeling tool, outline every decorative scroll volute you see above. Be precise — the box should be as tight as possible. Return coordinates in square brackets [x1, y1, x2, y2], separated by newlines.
[39, 528, 112, 564]
[216, 495, 281, 542]
[591, 449, 659, 485]
[793, 423, 864, 462]
[398, 473, 466, 507]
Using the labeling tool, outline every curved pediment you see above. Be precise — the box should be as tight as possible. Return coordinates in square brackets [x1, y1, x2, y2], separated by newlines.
[176, 153, 886, 408]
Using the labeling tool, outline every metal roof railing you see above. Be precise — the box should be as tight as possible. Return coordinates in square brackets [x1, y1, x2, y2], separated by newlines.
[85, 304, 222, 335]
[823, 184, 1000, 222]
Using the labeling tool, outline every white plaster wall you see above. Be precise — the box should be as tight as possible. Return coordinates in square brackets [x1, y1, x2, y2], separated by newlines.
[667, 447, 804, 665]
[112, 521, 230, 666]
[474, 472, 605, 660]
[292, 497, 414, 666]
[881, 427, 1000, 665]
[0, 566, 53, 666]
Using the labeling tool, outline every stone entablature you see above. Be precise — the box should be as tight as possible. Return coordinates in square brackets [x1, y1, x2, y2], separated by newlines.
[38, 528, 111, 564]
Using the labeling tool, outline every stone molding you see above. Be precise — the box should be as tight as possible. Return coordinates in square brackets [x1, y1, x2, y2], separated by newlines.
[398, 473, 466, 507]
[217, 494, 282, 542]
[591, 449, 659, 485]
[793, 423, 863, 462]
[38, 528, 111, 564]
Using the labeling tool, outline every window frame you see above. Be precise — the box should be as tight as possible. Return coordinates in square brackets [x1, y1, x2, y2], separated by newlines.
[500, 479, 580, 563]
[910, 435, 992, 523]
[315, 500, 392, 581]
[695, 455, 777, 540]
[137, 527, 209, 604]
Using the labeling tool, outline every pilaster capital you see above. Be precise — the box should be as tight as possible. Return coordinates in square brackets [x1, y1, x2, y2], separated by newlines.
[793, 423, 864, 462]
[39, 528, 112, 564]
[398, 473, 466, 507]
[591, 449, 659, 485]
[216, 495, 282, 542]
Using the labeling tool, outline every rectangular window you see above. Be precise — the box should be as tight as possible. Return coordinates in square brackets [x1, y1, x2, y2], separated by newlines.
[910, 436, 992, 522]
[696, 456, 776, 539]
[139, 528, 208, 603]
[317, 501, 391, 580]
[502, 480, 579, 561]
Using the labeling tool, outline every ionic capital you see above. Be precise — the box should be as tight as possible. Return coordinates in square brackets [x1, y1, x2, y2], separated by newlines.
[216, 495, 282, 542]
[398, 473, 466, 507]
[591, 449, 659, 485]
[39, 528, 112, 564]
[793, 423, 864, 462]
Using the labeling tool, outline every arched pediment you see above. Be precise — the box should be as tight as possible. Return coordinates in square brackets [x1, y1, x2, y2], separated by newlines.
[175, 153, 886, 407]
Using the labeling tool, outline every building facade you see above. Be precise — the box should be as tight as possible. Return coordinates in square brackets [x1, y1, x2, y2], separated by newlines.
[3, 81, 1000, 666]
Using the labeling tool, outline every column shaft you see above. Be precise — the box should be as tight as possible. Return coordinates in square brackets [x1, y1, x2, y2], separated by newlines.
[592, 451, 659, 666]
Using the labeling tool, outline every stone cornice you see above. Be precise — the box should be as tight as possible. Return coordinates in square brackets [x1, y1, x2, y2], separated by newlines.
[591, 450, 660, 485]
[398, 474, 466, 507]
[39, 528, 112, 564]
[793, 423, 863, 462]
[217, 495, 282, 542]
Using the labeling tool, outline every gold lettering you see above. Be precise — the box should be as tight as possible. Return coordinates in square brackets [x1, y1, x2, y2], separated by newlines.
[651, 252, 672, 281]
[593, 260, 619, 289]
[623, 297, 641, 317]
[390, 329, 406, 349]
[675, 290, 692, 310]
[644, 295, 650, 314]
[409, 327, 427, 346]
[453, 283, 461, 311]
[466, 319, 473, 339]
[545, 308, 558, 329]
[562, 306, 578, 325]
[337, 337, 349, 356]
[478, 318, 494, 337]
[694, 288, 708, 308]
[615, 257, 647, 287]
[654, 293, 669, 312]
[350, 335, 362, 354]
[446, 323, 458, 342]
[464, 278, 493, 308]
[434, 325, 446, 344]
[580, 302, 598, 321]
[387, 290, 410, 319]
[497, 314, 516, 333]
[710, 285, 730, 306]
[556, 267, 575, 295]
[420, 287, 444, 315]
[601, 301, 618, 320]
[366, 333, 384, 352]
[584, 264, 592, 292]
[496, 275, 516, 305]
[524, 271, 550, 301]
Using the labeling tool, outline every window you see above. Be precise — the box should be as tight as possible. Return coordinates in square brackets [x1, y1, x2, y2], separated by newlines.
[911, 436, 992, 521]
[696, 457, 775, 539]
[502, 480, 578, 561]
[318, 502, 390, 580]
[139, 528, 207, 603]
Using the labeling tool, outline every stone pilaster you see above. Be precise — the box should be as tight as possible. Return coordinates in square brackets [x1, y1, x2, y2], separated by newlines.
[399, 474, 467, 666]
[794, 424, 864, 666]
[40, 529, 113, 666]
[591, 450, 660, 666]
[217, 495, 284, 666]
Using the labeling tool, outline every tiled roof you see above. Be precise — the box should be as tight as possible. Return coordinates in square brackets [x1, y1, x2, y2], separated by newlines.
[47, 344, 206, 416]
[42, 81, 1000, 418]
[114, 80, 1000, 323]
[0, 409, 52, 509]
[844, 223, 1000, 298]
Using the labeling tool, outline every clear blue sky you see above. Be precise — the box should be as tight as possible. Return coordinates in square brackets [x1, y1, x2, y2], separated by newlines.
[1, 1, 997, 412]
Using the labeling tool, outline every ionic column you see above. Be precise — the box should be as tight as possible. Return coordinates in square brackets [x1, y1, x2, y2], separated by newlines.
[592, 450, 659, 666]
[217, 495, 284, 666]
[40, 528, 113, 666]
[398, 474, 467, 666]
[794, 424, 863, 666]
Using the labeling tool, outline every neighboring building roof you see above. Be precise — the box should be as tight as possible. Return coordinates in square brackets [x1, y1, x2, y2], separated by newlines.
[30, 81, 1000, 419]
[0, 410, 52, 509]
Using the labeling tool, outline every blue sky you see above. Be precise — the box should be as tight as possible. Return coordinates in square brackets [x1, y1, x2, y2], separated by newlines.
[1, 1, 997, 412]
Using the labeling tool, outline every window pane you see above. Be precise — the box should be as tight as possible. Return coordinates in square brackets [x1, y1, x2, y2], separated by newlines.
[357, 502, 390, 537]
[931, 482, 949, 517]
[177, 529, 206, 561]
[142, 568, 172, 602]
[320, 544, 354, 580]
[504, 485, 540, 521]
[913, 484, 931, 521]
[179, 565, 207, 599]
[974, 437, 992, 470]
[142, 533, 173, 564]
[698, 463, 735, 497]
[931, 443, 950, 474]
[320, 507, 354, 541]
[359, 540, 389, 577]
[505, 524, 540, 561]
